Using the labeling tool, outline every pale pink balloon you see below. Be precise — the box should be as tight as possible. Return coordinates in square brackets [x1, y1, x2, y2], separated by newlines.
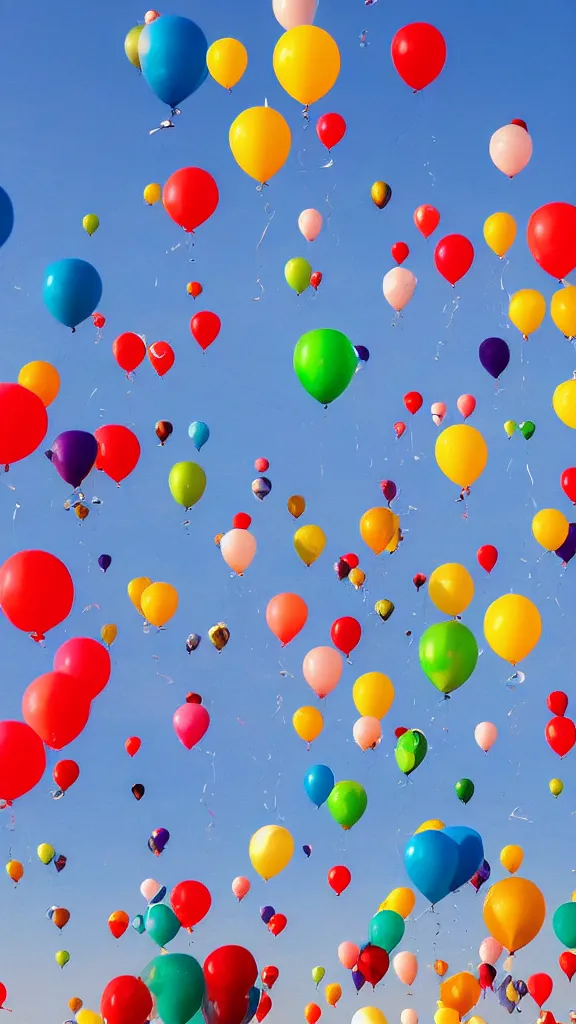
[479, 936, 503, 965]
[383, 268, 417, 312]
[401, 1012, 418, 1024]
[338, 941, 360, 969]
[431, 401, 447, 427]
[272, 0, 317, 30]
[173, 703, 210, 749]
[220, 529, 257, 575]
[353, 715, 382, 751]
[298, 208, 323, 242]
[393, 952, 418, 986]
[144, 9, 160, 23]
[140, 878, 161, 902]
[232, 876, 251, 901]
[474, 721, 498, 752]
[489, 124, 533, 178]
[457, 394, 476, 419]
[302, 646, 343, 698]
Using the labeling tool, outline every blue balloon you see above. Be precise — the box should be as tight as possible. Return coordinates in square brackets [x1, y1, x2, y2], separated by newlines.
[188, 420, 210, 450]
[304, 764, 335, 808]
[403, 829, 460, 905]
[355, 345, 370, 364]
[243, 987, 260, 1024]
[43, 258, 102, 330]
[442, 825, 484, 891]
[0, 187, 14, 248]
[139, 15, 208, 110]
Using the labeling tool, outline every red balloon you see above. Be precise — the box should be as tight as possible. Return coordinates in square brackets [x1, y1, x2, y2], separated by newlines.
[527, 973, 553, 1009]
[395, 726, 408, 738]
[261, 966, 279, 990]
[328, 864, 351, 896]
[148, 341, 175, 377]
[357, 944, 389, 988]
[0, 382, 48, 468]
[0, 983, 7, 1009]
[0, 549, 74, 640]
[391, 242, 409, 265]
[233, 512, 252, 530]
[53, 637, 111, 700]
[191, 311, 221, 351]
[477, 544, 498, 574]
[391, 23, 446, 90]
[52, 759, 79, 792]
[404, 391, 423, 415]
[0, 720, 46, 801]
[170, 880, 212, 931]
[256, 994, 272, 1023]
[341, 552, 359, 570]
[101, 975, 153, 1024]
[394, 421, 406, 439]
[413, 573, 426, 590]
[414, 204, 440, 239]
[316, 112, 346, 151]
[125, 736, 141, 757]
[112, 333, 146, 374]
[267, 913, 287, 936]
[434, 234, 474, 285]
[93, 313, 106, 329]
[163, 167, 219, 233]
[22, 671, 91, 750]
[188, 281, 203, 299]
[310, 271, 322, 290]
[94, 425, 141, 483]
[204, 945, 258, 999]
[206, 993, 249, 1024]
[527, 203, 576, 280]
[547, 691, 568, 717]
[254, 457, 269, 472]
[545, 715, 576, 758]
[561, 468, 576, 504]
[559, 951, 576, 981]
[330, 617, 361, 657]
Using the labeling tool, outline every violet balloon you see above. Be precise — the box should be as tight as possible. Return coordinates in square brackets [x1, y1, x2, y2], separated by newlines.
[478, 337, 510, 379]
[556, 523, 576, 565]
[98, 554, 112, 573]
[260, 905, 275, 924]
[470, 858, 490, 891]
[352, 970, 365, 992]
[47, 429, 98, 488]
[355, 345, 370, 364]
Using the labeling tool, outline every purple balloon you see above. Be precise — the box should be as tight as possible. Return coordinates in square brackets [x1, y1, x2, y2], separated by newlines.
[260, 905, 275, 924]
[556, 523, 576, 565]
[47, 429, 98, 488]
[98, 554, 112, 573]
[355, 345, 370, 364]
[302, 844, 312, 857]
[352, 970, 365, 992]
[470, 858, 490, 891]
[147, 827, 170, 855]
[478, 337, 510, 379]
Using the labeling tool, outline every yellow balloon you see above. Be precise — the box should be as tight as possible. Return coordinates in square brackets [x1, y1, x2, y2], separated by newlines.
[440, 972, 481, 1018]
[273, 26, 340, 107]
[229, 106, 291, 185]
[352, 671, 395, 719]
[18, 360, 60, 407]
[532, 508, 569, 551]
[553, 379, 576, 429]
[551, 285, 576, 339]
[294, 524, 326, 566]
[143, 183, 162, 206]
[287, 494, 306, 518]
[508, 288, 546, 339]
[128, 576, 153, 616]
[435, 424, 488, 488]
[293, 705, 323, 744]
[483, 876, 545, 953]
[414, 819, 445, 834]
[505, 983, 519, 1004]
[141, 582, 178, 628]
[325, 984, 341, 1008]
[37, 843, 55, 864]
[6, 859, 23, 882]
[385, 513, 401, 553]
[483, 212, 517, 258]
[550, 778, 563, 797]
[428, 563, 474, 617]
[379, 886, 415, 919]
[500, 844, 523, 874]
[77, 1010, 102, 1024]
[504, 420, 517, 439]
[360, 507, 395, 555]
[352, 1010, 387, 1024]
[484, 593, 541, 665]
[348, 567, 365, 589]
[124, 25, 144, 69]
[207, 38, 248, 90]
[249, 824, 294, 880]
[434, 1010, 460, 1024]
[101, 623, 117, 647]
[468, 1017, 487, 1024]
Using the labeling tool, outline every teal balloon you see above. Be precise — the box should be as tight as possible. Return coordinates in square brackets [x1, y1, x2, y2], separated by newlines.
[169, 461, 207, 508]
[285, 257, 312, 295]
[395, 728, 427, 775]
[145, 903, 181, 948]
[293, 329, 358, 406]
[553, 902, 576, 948]
[369, 909, 405, 952]
[326, 780, 367, 830]
[141, 953, 205, 1024]
[419, 620, 478, 694]
[132, 914, 145, 934]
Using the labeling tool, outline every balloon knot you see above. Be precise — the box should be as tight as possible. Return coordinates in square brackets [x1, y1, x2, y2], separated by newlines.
[30, 631, 45, 643]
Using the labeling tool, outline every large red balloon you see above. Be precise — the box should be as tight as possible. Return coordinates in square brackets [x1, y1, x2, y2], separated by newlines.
[527, 203, 576, 280]
[54, 637, 111, 700]
[477, 544, 498, 574]
[547, 691, 568, 717]
[0, 720, 46, 801]
[204, 945, 258, 999]
[561, 467, 576, 504]
[391, 23, 446, 91]
[101, 975, 153, 1024]
[434, 234, 474, 285]
[559, 950, 576, 981]
[330, 618, 361, 658]
[170, 880, 212, 931]
[22, 671, 91, 750]
[527, 973, 553, 1009]
[190, 311, 221, 351]
[94, 425, 141, 483]
[357, 944, 389, 988]
[328, 864, 351, 895]
[414, 204, 440, 239]
[315, 113, 346, 151]
[545, 715, 576, 758]
[163, 168, 219, 233]
[53, 758, 80, 792]
[0, 549, 74, 640]
[0, 382, 48, 468]
[148, 341, 175, 377]
[112, 333, 146, 375]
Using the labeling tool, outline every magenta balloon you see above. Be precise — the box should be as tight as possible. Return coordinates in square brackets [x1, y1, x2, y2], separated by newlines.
[173, 703, 210, 749]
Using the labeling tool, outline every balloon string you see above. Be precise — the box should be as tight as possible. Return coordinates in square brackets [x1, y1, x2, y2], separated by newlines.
[252, 200, 275, 302]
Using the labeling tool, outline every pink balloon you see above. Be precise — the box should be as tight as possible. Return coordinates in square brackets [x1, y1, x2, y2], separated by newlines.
[474, 721, 498, 752]
[401, 1012, 418, 1024]
[457, 394, 476, 419]
[272, 0, 317, 30]
[53, 636, 111, 700]
[489, 124, 533, 178]
[298, 208, 323, 242]
[144, 9, 160, 22]
[352, 716, 382, 751]
[383, 268, 417, 312]
[220, 529, 257, 575]
[338, 942, 359, 970]
[232, 876, 251, 901]
[431, 401, 447, 427]
[140, 878, 162, 902]
[393, 952, 418, 986]
[173, 703, 210, 749]
[302, 646, 343, 698]
[479, 937, 503, 965]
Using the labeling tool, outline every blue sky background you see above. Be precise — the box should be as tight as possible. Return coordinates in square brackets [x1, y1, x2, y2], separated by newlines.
[2, 0, 576, 1021]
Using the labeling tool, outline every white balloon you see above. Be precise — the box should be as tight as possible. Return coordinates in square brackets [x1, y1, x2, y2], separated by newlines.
[489, 124, 532, 178]
[383, 268, 417, 311]
[220, 529, 257, 575]
[272, 0, 317, 30]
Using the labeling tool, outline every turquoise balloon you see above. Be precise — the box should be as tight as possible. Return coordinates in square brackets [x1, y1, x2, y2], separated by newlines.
[43, 258, 102, 329]
[293, 329, 358, 406]
[553, 902, 576, 947]
[132, 914, 145, 934]
[145, 903, 181, 948]
[369, 909, 405, 952]
[141, 953, 205, 1024]
[188, 421, 210, 451]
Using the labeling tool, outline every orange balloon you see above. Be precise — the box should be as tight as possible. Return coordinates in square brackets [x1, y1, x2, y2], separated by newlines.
[435, 960, 449, 977]
[440, 972, 481, 1018]
[52, 907, 70, 930]
[69, 999, 83, 1013]
[108, 910, 130, 939]
[305, 1005, 322, 1024]
[266, 593, 308, 646]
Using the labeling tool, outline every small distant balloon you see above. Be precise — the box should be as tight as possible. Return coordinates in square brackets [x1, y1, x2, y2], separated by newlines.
[185, 633, 201, 653]
[155, 420, 173, 445]
[187, 281, 203, 299]
[355, 345, 370, 366]
[310, 271, 322, 290]
[148, 827, 170, 856]
[302, 845, 312, 858]
[144, 10, 160, 24]
[144, 183, 162, 206]
[252, 477, 272, 500]
[186, 692, 202, 703]
[255, 457, 269, 472]
[132, 783, 145, 801]
[287, 495, 305, 518]
[98, 554, 112, 573]
[188, 421, 210, 450]
[101, 623, 117, 647]
[82, 214, 99, 237]
[371, 181, 392, 209]
[209, 622, 230, 651]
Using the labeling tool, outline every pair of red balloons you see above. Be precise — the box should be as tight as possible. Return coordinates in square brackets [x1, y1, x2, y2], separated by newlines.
[204, 946, 258, 1024]
[148, 341, 175, 377]
[328, 864, 351, 896]
[330, 617, 361, 658]
[164, 167, 219, 234]
[0, 382, 48, 468]
[435, 234, 474, 285]
[191, 311, 221, 351]
[113, 332, 146, 375]
[170, 880, 212, 931]
[101, 976, 152, 1024]
[391, 23, 446, 91]
[95, 424, 141, 483]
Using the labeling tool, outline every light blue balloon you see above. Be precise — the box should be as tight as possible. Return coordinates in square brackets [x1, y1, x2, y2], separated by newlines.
[443, 825, 484, 891]
[188, 421, 210, 451]
[403, 829, 460, 905]
[0, 187, 14, 248]
[43, 258, 102, 329]
[303, 765, 335, 808]
[139, 15, 208, 109]
[145, 902, 181, 948]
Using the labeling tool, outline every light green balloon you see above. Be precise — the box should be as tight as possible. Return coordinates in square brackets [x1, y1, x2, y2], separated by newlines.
[169, 462, 206, 509]
[82, 214, 99, 236]
[419, 620, 478, 695]
[294, 328, 358, 406]
[141, 953, 205, 1024]
[326, 780, 367, 830]
[312, 966, 325, 986]
[285, 257, 312, 295]
[125, 24, 144, 69]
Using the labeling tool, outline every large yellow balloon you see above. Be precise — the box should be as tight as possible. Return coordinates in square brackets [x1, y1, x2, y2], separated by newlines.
[273, 26, 340, 106]
[352, 671, 394, 719]
[143, 183, 162, 206]
[532, 508, 569, 551]
[551, 285, 576, 339]
[207, 38, 248, 91]
[553, 379, 576, 429]
[352, 1010, 387, 1024]
[484, 594, 541, 665]
[508, 289, 546, 339]
[379, 886, 415, 919]
[414, 819, 445, 834]
[500, 844, 523, 874]
[141, 582, 178, 628]
[439, 974, 481, 1019]
[249, 824, 294, 880]
[128, 577, 153, 616]
[18, 360, 60, 407]
[483, 212, 516, 259]
[294, 524, 326, 566]
[483, 876, 546, 953]
[77, 1011, 102, 1024]
[293, 705, 323, 743]
[434, 1010, 459, 1024]
[360, 507, 395, 555]
[435, 425, 488, 488]
[428, 563, 474, 617]
[229, 106, 291, 185]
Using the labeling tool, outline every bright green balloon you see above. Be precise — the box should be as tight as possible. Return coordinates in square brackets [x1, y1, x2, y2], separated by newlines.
[455, 778, 475, 804]
[419, 620, 478, 694]
[326, 780, 367, 830]
[369, 909, 405, 952]
[312, 966, 325, 986]
[395, 728, 427, 775]
[519, 420, 536, 440]
[125, 24, 144, 69]
[285, 257, 312, 295]
[169, 462, 206, 508]
[294, 328, 357, 406]
[82, 214, 99, 236]
[141, 953, 205, 1024]
[145, 903, 181, 948]
[553, 902, 576, 947]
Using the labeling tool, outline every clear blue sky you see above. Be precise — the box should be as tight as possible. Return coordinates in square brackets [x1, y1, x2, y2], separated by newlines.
[2, 0, 576, 1021]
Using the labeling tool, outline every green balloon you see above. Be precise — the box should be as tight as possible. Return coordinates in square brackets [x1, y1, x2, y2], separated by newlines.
[369, 909, 405, 952]
[419, 620, 478, 695]
[455, 778, 475, 804]
[520, 420, 536, 440]
[294, 329, 358, 406]
[145, 903, 181, 948]
[125, 24, 144, 69]
[141, 953, 205, 1024]
[285, 257, 312, 295]
[326, 780, 367, 830]
[169, 462, 206, 509]
[395, 728, 427, 775]
[553, 902, 576, 947]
